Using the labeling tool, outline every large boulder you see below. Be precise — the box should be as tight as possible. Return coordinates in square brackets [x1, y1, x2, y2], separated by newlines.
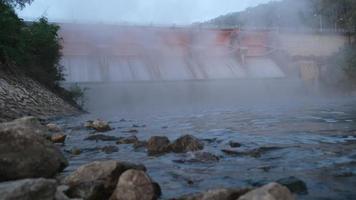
[238, 183, 295, 200]
[170, 135, 204, 153]
[0, 178, 57, 200]
[109, 169, 159, 200]
[63, 160, 146, 200]
[0, 118, 68, 181]
[178, 188, 250, 200]
[147, 136, 171, 156]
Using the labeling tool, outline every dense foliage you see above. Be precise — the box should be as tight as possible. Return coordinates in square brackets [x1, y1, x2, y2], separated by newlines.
[0, 0, 83, 107]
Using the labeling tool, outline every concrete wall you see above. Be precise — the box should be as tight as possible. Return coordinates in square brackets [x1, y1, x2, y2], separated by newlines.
[277, 33, 348, 57]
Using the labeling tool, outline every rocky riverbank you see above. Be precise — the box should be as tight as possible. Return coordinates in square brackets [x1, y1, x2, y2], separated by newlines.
[0, 69, 79, 122]
[0, 117, 298, 200]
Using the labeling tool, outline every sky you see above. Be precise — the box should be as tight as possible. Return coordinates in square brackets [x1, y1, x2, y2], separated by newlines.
[17, 0, 274, 25]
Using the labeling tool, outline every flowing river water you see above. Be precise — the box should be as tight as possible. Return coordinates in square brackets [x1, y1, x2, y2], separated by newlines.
[57, 79, 356, 199]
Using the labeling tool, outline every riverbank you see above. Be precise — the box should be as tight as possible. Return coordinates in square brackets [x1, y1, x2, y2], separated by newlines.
[0, 68, 80, 122]
[0, 117, 296, 200]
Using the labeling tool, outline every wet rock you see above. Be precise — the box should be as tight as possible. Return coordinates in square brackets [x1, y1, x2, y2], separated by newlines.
[238, 182, 294, 200]
[70, 148, 81, 155]
[122, 129, 139, 134]
[229, 141, 242, 148]
[147, 136, 171, 156]
[63, 160, 146, 200]
[46, 123, 62, 133]
[51, 133, 67, 144]
[177, 188, 250, 200]
[0, 178, 57, 200]
[132, 124, 146, 128]
[222, 146, 284, 158]
[85, 120, 111, 132]
[0, 118, 68, 181]
[276, 176, 308, 195]
[174, 152, 219, 164]
[109, 169, 159, 200]
[100, 146, 119, 154]
[133, 140, 148, 150]
[170, 135, 204, 153]
[55, 185, 73, 200]
[116, 135, 139, 144]
[85, 134, 120, 141]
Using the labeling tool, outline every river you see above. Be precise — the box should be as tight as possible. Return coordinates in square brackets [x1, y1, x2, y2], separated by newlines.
[57, 79, 356, 199]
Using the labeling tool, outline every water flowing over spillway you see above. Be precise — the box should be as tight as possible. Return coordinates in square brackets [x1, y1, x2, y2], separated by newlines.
[59, 24, 284, 82]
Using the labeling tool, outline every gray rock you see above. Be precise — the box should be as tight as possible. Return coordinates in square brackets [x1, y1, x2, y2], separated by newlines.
[85, 120, 111, 132]
[171, 135, 204, 153]
[0, 118, 68, 181]
[229, 141, 242, 148]
[0, 178, 57, 200]
[46, 123, 62, 133]
[116, 135, 139, 144]
[177, 188, 250, 200]
[85, 134, 120, 141]
[109, 169, 159, 200]
[276, 176, 308, 195]
[147, 136, 171, 156]
[173, 152, 219, 164]
[63, 160, 146, 200]
[238, 182, 295, 200]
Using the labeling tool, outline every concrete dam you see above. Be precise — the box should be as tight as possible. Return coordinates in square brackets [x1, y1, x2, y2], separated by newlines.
[59, 24, 292, 82]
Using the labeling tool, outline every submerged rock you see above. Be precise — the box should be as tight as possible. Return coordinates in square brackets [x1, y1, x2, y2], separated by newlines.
[109, 169, 159, 200]
[116, 135, 139, 144]
[70, 148, 82, 155]
[63, 160, 146, 200]
[222, 146, 284, 158]
[46, 123, 62, 133]
[276, 176, 308, 195]
[0, 178, 57, 200]
[147, 136, 171, 156]
[170, 135, 204, 153]
[133, 140, 148, 150]
[0, 118, 68, 181]
[85, 120, 112, 132]
[85, 134, 120, 141]
[100, 146, 119, 154]
[121, 129, 139, 134]
[238, 182, 294, 200]
[229, 141, 242, 148]
[177, 188, 250, 200]
[51, 133, 67, 144]
[174, 152, 220, 164]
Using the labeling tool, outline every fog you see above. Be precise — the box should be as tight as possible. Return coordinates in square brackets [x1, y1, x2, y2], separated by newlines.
[18, 0, 274, 25]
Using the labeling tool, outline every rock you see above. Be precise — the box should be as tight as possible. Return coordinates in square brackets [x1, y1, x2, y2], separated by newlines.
[177, 188, 250, 200]
[0, 178, 57, 200]
[173, 152, 219, 164]
[170, 135, 204, 153]
[70, 148, 81, 155]
[46, 123, 62, 132]
[229, 141, 242, 148]
[55, 185, 72, 200]
[0, 118, 68, 181]
[109, 169, 159, 200]
[85, 134, 120, 141]
[85, 120, 111, 132]
[122, 129, 139, 134]
[222, 146, 284, 158]
[147, 136, 171, 156]
[0, 116, 50, 139]
[238, 183, 295, 200]
[51, 134, 67, 144]
[276, 176, 308, 195]
[116, 135, 139, 144]
[133, 140, 148, 150]
[100, 146, 119, 154]
[63, 160, 146, 200]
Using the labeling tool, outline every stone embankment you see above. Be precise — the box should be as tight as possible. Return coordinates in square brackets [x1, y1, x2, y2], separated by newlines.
[0, 117, 297, 200]
[0, 69, 79, 122]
